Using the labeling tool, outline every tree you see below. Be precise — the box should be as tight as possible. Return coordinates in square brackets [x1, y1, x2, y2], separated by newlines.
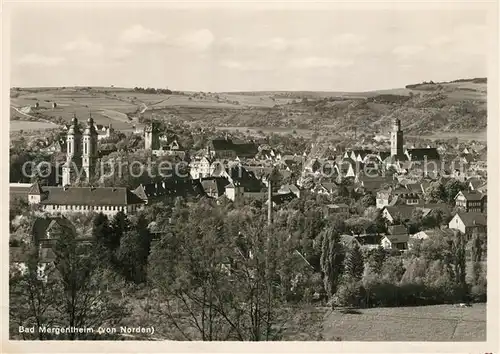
[422, 208, 444, 229]
[320, 227, 344, 300]
[407, 209, 424, 234]
[109, 211, 130, 251]
[148, 202, 308, 341]
[425, 181, 446, 203]
[92, 213, 113, 264]
[364, 246, 386, 274]
[359, 194, 376, 209]
[450, 231, 468, 301]
[344, 244, 364, 281]
[115, 215, 152, 283]
[9, 245, 58, 340]
[51, 221, 128, 339]
[470, 229, 486, 288]
[380, 257, 405, 283]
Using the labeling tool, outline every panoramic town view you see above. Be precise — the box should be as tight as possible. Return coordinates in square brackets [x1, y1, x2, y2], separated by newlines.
[8, 4, 488, 342]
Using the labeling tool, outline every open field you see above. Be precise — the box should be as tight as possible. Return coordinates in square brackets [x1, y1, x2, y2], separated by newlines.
[407, 130, 487, 142]
[279, 303, 486, 341]
[321, 303, 486, 341]
[10, 120, 58, 131]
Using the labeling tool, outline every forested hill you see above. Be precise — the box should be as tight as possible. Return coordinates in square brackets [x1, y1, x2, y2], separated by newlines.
[213, 78, 487, 136]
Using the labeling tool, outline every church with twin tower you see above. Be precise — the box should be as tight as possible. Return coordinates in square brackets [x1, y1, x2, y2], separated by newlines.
[62, 114, 98, 186]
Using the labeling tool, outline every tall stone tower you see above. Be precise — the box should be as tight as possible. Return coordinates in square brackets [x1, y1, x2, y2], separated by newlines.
[82, 115, 98, 180]
[144, 121, 160, 150]
[390, 118, 404, 157]
[62, 115, 83, 186]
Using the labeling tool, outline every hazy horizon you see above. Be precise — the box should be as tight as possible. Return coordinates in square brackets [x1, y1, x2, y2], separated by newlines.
[10, 3, 490, 92]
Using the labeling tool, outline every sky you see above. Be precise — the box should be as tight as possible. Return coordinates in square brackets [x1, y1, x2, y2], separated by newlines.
[9, 3, 491, 92]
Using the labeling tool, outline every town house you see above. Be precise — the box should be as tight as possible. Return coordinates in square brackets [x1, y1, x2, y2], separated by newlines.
[454, 190, 487, 213]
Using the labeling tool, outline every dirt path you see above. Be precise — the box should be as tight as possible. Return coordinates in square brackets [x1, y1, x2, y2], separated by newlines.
[11, 105, 60, 126]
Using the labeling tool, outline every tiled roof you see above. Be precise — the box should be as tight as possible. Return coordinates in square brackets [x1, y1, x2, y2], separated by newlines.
[407, 148, 440, 161]
[210, 138, 258, 157]
[28, 182, 43, 195]
[414, 228, 455, 239]
[39, 186, 145, 206]
[200, 177, 231, 197]
[339, 234, 360, 247]
[405, 183, 424, 194]
[385, 233, 409, 244]
[388, 224, 408, 235]
[458, 190, 485, 201]
[456, 212, 487, 227]
[269, 191, 296, 205]
[133, 178, 204, 200]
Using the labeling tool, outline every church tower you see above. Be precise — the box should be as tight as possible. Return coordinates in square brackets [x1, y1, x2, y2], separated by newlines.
[144, 121, 160, 150]
[62, 115, 83, 186]
[390, 118, 404, 157]
[82, 115, 98, 181]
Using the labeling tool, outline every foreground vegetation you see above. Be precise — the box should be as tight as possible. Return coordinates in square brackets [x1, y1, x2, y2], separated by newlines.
[10, 193, 486, 341]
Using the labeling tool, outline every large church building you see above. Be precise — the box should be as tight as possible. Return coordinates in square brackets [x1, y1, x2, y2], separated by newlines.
[62, 115, 98, 186]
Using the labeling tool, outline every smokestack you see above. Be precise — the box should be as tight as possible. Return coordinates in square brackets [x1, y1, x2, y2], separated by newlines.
[268, 180, 272, 226]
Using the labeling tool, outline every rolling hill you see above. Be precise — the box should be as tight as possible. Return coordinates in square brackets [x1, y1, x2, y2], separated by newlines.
[10, 78, 487, 137]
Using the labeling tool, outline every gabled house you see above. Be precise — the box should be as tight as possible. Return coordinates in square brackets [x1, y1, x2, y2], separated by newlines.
[190, 156, 215, 179]
[355, 174, 394, 194]
[467, 177, 485, 192]
[224, 182, 245, 202]
[199, 177, 231, 198]
[31, 216, 77, 245]
[382, 205, 431, 224]
[381, 224, 409, 250]
[448, 212, 487, 237]
[454, 190, 487, 213]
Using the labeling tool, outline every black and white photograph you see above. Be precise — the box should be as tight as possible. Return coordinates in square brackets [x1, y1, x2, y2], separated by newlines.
[3, 0, 498, 349]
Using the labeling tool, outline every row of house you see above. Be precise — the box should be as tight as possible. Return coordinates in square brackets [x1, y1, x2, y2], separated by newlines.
[341, 211, 487, 251]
